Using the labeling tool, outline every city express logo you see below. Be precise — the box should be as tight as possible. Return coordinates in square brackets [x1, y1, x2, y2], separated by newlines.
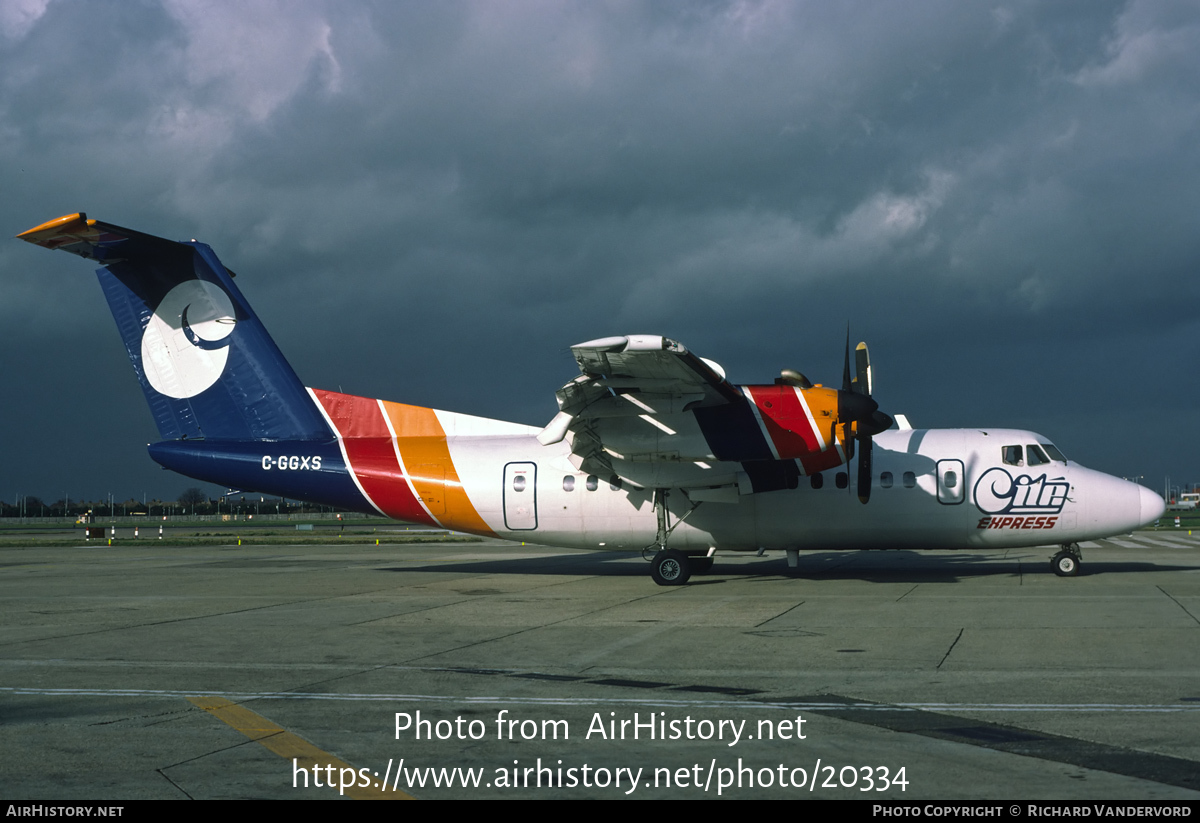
[974, 468, 1070, 530]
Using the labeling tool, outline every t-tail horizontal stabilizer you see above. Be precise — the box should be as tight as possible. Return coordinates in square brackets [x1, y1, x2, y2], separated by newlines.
[18, 213, 331, 444]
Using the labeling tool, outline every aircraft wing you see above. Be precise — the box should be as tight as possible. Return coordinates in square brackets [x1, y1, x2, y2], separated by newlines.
[540, 334, 866, 499]
[568, 335, 738, 400]
[538, 335, 772, 495]
[539, 334, 738, 440]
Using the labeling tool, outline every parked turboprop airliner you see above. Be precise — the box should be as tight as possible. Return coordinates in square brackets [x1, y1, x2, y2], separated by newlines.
[18, 213, 1164, 584]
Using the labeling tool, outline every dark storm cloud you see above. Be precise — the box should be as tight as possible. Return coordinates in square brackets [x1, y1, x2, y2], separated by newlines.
[2, 0, 1197, 502]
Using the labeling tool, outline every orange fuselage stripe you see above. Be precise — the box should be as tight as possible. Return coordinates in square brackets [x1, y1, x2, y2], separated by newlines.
[381, 401, 496, 537]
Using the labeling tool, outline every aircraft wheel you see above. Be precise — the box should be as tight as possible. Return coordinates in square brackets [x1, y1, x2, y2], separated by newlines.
[690, 557, 714, 575]
[651, 549, 692, 586]
[1052, 551, 1079, 577]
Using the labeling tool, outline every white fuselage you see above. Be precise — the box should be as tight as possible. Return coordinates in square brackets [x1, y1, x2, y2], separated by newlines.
[441, 426, 1161, 552]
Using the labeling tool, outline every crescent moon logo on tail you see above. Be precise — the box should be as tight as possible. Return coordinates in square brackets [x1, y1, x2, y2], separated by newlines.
[181, 304, 236, 351]
[141, 280, 237, 399]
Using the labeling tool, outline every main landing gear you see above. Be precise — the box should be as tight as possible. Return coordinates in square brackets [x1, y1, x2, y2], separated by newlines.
[648, 549, 714, 585]
[1051, 543, 1082, 577]
[646, 489, 709, 586]
[651, 549, 691, 586]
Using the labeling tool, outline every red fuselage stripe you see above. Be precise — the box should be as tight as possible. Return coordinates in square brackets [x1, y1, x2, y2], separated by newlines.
[310, 389, 436, 525]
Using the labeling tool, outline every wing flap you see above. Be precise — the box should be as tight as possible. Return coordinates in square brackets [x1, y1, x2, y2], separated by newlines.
[570, 335, 738, 404]
[540, 334, 756, 489]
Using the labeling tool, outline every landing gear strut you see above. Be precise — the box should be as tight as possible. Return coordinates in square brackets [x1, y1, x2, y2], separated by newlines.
[646, 489, 703, 586]
[1051, 543, 1082, 577]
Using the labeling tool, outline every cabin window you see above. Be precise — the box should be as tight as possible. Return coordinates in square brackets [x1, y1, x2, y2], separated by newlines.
[1002, 445, 1023, 466]
[810, 472, 824, 489]
[1026, 444, 1050, 466]
[512, 475, 527, 492]
[903, 471, 916, 488]
[1042, 443, 1067, 463]
[880, 471, 893, 489]
[609, 477, 623, 491]
[835, 472, 848, 489]
[943, 470, 957, 488]
[586, 475, 598, 491]
[562, 476, 575, 492]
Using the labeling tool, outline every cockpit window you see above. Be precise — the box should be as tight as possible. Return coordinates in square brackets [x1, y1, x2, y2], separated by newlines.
[1041, 443, 1067, 463]
[1002, 445, 1023, 466]
[1026, 444, 1050, 466]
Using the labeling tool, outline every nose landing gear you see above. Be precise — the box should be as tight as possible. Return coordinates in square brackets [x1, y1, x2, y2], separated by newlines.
[1051, 544, 1082, 577]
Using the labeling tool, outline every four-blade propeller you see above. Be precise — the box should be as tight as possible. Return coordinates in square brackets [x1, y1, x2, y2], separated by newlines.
[838, 331, 893, 504]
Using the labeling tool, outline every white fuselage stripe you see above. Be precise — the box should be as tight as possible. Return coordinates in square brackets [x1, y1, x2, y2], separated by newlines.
[792, 385, 827, 452]
[377, 399, 441, 526]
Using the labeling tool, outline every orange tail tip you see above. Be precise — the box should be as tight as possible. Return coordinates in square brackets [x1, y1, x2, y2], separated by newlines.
[17, 212, 93, 246]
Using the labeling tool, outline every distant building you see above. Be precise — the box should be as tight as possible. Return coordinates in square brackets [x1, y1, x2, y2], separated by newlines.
[1168, 491, 1199, 511]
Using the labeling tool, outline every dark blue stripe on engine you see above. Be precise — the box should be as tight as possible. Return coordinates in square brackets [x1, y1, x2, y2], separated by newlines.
[693, 398, 774, 462]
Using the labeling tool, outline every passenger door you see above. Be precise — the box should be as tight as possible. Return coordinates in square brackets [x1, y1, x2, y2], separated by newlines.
[937, 459, 965, 505]
[503, 462, 538, 530]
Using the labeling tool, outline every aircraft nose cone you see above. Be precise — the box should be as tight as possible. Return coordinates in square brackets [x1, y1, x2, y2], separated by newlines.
[1139, 485, 1166, 525]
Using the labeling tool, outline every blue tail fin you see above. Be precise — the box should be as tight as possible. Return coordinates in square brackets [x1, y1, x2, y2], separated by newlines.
[18, 213, 331, 442]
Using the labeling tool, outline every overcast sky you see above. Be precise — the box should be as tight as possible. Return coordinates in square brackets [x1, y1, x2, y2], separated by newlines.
[2, 0, 1197, 504]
